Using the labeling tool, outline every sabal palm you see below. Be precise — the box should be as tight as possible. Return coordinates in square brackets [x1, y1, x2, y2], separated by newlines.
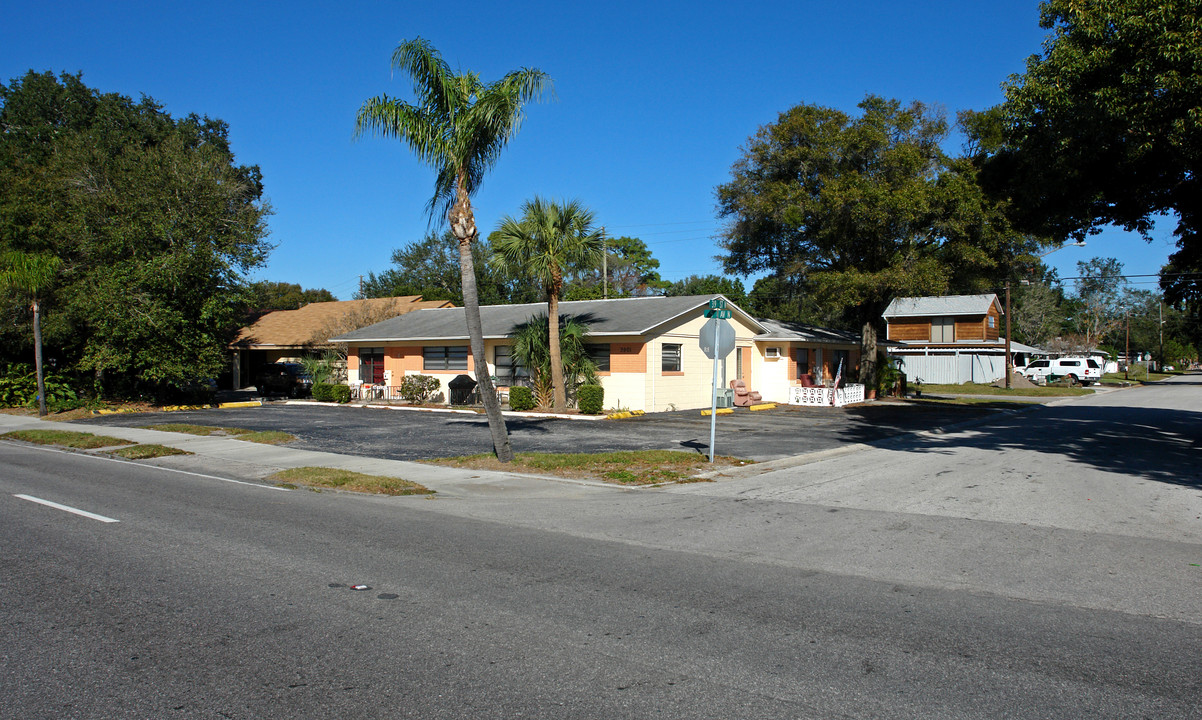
[493, 198, 603, 411]
[510, 313, 598, 409]
[356, 38, 551, 462]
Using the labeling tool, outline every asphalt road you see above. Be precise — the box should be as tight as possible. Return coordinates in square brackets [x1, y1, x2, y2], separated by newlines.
[3, 440, 1200, 718]
[80, 400, 1001, 462]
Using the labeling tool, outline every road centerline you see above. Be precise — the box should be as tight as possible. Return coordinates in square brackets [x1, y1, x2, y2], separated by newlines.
[14, 494, 120, 523]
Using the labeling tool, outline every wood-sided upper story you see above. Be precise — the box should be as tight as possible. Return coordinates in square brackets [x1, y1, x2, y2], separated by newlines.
[882, 294, 1003, 345]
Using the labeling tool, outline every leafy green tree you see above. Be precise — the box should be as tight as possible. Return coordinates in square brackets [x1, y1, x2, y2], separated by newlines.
[356, 38, 551, 462]
[663, 274, 746, 302]
[360, 230, 540, 305]
[1010, 280, 1067, 347]
[0, 71, 271, 396]
[717, 96, 1025, 388]
[0, 251, 61, 415]
[244, 282, 336, 311]
[990, 1, 1201, 249]
[564, 236, 667, 299]
[492, 198, 603, 411]
[1073, 257, 1128, 348]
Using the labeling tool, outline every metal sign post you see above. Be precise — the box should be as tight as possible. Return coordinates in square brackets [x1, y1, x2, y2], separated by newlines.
[699, 299, 736, 462]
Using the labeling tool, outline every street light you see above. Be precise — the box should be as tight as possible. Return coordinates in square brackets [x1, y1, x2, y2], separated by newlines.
[1005, 241, 1087, 389]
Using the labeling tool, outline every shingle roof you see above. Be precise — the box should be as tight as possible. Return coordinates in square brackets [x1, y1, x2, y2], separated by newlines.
[882, 294, 1001, 318]
[330, 295, 762, 342]
[231, 296, 454, 349]
[753, 318, 861, 344]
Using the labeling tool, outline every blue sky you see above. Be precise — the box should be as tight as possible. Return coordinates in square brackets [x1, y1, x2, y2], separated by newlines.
[2, 1, 1177, 300]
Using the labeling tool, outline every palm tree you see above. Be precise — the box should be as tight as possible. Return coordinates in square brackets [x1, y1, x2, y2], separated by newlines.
[509, 314, 598, 409]
[356, 38, 552, 462]
[1, 251, 62, 416]
[492, 198, 603, 411]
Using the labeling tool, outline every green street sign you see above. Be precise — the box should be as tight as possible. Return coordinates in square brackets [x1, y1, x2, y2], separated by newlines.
[708, 298, 727, 310]
[704, 308, 732, 319]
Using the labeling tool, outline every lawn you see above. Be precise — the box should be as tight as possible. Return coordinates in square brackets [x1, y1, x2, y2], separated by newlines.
[428, 449, 746, 485]
[140, 423, 295, 445]
[1100, 368, 1180, 384]
[270, 467, 434, 496]
[1, 429, 134, 449]
[915, 383, 1092, 397]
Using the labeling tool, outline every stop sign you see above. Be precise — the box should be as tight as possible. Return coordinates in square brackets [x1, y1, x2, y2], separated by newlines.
[699, 317, 735, 359]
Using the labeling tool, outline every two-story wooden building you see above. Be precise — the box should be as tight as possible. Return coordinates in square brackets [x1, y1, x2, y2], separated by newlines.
[882, 294, 1039, 384]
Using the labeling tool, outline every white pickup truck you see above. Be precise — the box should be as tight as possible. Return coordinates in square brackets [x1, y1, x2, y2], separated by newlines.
[1021, 357, 1102, 386]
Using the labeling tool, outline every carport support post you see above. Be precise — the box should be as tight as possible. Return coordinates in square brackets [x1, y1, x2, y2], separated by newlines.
[709, 350, 719, 463]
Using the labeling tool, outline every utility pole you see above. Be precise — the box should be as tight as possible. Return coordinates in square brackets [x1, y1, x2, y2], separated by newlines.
[1005, 281, 1012, 389]
[1159, 301, 1164, 371]
[1125, 309, 1130, 381]
[601, 226, 607, 299]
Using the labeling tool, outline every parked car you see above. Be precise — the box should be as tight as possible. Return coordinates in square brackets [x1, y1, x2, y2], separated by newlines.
[255, 363, 312, 397]
[1021, 357, 1102, 386]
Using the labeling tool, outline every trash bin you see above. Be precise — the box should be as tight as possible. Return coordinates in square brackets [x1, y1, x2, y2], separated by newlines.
[447, 374, 478, 405]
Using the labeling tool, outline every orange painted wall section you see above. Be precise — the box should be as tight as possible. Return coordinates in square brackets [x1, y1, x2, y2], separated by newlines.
[610, 342, 646, 373]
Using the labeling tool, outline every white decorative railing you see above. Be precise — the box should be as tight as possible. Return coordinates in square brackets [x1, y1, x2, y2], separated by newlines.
[788, 383, 866, 407]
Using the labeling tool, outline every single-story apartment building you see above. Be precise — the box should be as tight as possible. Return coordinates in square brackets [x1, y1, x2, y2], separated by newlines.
[882, 293, 1041, 384]
[330, 295, 862, 412]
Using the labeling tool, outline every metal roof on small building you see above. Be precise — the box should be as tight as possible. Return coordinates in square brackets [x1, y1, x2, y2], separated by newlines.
[753, 318, 860, 345]
[330, 295, 763, 343]
[882, 294, 1001, 319]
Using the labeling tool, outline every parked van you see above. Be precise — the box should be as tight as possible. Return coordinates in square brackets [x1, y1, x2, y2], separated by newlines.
[1022, 357, 1102, 386]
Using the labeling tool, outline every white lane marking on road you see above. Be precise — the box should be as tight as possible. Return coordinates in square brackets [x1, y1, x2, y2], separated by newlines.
[14, 494, 120, 523]
[0, 440, 289, 491]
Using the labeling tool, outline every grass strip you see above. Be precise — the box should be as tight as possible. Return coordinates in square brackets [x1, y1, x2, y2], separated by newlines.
[110, 444, 193, 459]
[270, 467, 434, 496]
[429, 449, 745, 485]
[917, 383, 1091, 397]
[140, 424, 295, 444]
[2, 429, 133, 449]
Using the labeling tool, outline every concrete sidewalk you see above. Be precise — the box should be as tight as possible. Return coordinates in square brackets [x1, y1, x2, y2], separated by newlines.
[0, 413, 609, 499]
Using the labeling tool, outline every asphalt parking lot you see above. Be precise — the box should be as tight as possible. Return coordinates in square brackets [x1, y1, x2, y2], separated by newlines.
[79, 400, 1006, 462]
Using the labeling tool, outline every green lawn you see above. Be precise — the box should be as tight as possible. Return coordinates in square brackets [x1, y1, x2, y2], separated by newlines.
[1, 429, 134, 448]
[140, 424, 295, 445]
[428, 449, 745, 485]
[915, 383, 1092, 397]
[270, 467, 434, 496]
[1100, 368, 1179, 384]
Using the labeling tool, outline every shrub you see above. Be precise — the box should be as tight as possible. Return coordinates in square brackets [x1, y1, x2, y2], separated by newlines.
[0, 363, 85, 411]
[312, 382, 351, 403]
[508, 386, 534, 412]
[578, 384, 604, 414]
[398, 374, 441, 404]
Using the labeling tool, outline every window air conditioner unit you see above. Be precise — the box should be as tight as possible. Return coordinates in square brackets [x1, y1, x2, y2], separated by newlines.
[765, 347, 781, 358]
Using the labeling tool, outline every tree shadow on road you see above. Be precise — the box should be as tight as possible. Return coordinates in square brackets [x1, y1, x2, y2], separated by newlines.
[841, 399, 1202, 489]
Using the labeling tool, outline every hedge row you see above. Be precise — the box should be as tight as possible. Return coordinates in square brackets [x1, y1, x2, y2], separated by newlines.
[312, 382, 351, 403]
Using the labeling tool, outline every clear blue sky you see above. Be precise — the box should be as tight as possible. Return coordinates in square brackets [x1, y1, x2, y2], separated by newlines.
[2, 1, 1177, 300]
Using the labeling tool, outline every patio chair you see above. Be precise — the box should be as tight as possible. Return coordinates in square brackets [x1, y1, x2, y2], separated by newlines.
[730, 379, 762, 407]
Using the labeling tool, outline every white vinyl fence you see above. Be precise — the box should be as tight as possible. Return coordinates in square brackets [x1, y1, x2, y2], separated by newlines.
[890, 352, 1006, 385]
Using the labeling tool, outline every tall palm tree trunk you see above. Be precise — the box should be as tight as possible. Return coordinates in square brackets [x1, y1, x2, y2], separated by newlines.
[548, 276, 566, 411]
[33, 298, 46, 417]
[451, 187, 514, 462]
